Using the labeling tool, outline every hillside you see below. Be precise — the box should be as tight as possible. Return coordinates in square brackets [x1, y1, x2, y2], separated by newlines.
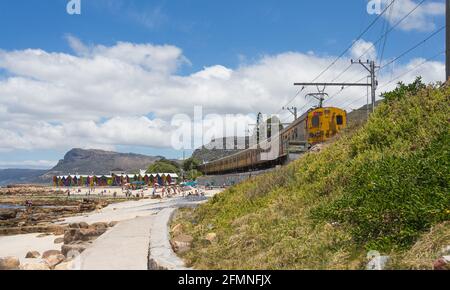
[0, 169, 47, 186]
[173, 80, 450, 270]
[44, 148, 161, 176]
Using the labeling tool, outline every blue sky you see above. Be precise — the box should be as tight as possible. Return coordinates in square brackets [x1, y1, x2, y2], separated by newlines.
[0, 1, 445, 69]
[0, 0, 446, 169]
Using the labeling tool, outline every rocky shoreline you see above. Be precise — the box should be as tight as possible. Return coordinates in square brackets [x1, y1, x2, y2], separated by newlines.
[0, 185, 128, 236]
[0, 185, 126, 270]
[0, 221, 118, 270]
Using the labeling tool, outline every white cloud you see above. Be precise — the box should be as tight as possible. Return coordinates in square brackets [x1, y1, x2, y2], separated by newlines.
[0, 160, 57, 170]
[0, 37, 444, 153]
[381, 0, 445, 32]
[350, 39, 377, 61]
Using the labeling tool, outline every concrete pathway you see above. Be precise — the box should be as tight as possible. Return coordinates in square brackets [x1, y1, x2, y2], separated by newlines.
[149, 207, 188, 270]
[68, 193, 219, 270]
[76, 216, 154, 270]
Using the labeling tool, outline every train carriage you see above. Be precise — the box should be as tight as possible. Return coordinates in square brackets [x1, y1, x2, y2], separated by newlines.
[198, 106, 347, 175]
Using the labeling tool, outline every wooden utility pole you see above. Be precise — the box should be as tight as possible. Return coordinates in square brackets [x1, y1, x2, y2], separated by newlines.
[446, 0, 449, 81]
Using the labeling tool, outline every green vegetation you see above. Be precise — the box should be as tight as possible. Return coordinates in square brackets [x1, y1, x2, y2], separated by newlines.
[174, 80, 450, 269]
[147, 158, 181, 175]
[183, 157, 203, 180]
[146, 157, 203, 181]
[390, 221, 450, 269]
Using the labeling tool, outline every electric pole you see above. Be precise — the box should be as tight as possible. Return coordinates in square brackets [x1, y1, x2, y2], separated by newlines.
[446, 0, 449, 81]
[283, 106, 298, 119]
[294, 60, 378, 113]
[351, 60, 379, 113]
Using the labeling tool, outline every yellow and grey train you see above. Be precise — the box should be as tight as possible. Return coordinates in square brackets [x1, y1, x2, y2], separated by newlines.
[198, 107, 347, 175]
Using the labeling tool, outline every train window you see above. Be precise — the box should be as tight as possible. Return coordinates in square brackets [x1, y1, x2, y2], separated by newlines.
[336, 115, 344, 125]
[311, 115, 320, 128]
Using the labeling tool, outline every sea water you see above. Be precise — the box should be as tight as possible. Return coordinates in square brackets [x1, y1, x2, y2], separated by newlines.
[0, 204, 25, 210]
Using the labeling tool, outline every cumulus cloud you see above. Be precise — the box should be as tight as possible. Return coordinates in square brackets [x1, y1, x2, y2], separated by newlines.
[0, 160, 57, 170]
[0, 36, 444, 153]
[350, 39, 377, 61]
[379, 0, 445, 32]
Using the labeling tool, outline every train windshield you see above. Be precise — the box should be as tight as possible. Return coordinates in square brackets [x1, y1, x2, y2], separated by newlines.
[311, 115, 320, 128]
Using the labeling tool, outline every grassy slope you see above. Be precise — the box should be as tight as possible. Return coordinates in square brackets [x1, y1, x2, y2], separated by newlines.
[175, 81, 450, 269]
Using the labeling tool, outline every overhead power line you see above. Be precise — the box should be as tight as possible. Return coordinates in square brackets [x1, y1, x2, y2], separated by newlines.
[277, 0, 396, 114]
[379, 25, 445, 72]
[331, 0, 427, 84]
[326, 23, 445, 108]
[378, 49, 446, 90]
[309, 0, 396, 83]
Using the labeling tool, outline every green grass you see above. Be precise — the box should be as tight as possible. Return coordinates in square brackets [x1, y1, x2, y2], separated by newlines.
[174, 79, 450, 269]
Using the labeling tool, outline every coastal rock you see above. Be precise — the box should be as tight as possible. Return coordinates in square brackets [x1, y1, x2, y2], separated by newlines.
[63, 230, 75, 244]
[433, 256, 450, 270]
[171, 223, 183, 237]
[95, 227, 107, 236]
[69, 223, 80, 229]
[79, 228, 98, 240]
[54, 260, 75, 270]
[92, 222, 108, 230]
[0, 209, 17, 220]
[48, 225, 66, 235]
[44, 254, 65, 269]
[108, 221, 119, 227]
[172, 234, 193, 254]
[61, 244, 86, 257]
[25, 251, 40, 259]
[54, 237, 64, 244]
[63, 225, 106, 244]
[42, 250, 62, 259]
[78, 222, 89, 229]
[0, 256, 20, 270]
[20, 261, 51, 270]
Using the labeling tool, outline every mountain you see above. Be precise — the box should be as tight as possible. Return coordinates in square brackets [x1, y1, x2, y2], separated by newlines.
[1, 148, 164, 185]
[42, 148, 162, 177]
[0, 169, 47, 186]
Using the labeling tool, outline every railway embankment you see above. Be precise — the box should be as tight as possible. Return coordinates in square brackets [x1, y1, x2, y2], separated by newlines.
[171, 79, 450, 270]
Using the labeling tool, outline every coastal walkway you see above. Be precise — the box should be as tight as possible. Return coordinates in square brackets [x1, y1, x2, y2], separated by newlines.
[77, 216, 153, 270]
[66, 194, 217, 270]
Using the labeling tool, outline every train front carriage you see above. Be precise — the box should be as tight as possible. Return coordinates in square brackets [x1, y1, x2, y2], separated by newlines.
[307, 107, 347, 145]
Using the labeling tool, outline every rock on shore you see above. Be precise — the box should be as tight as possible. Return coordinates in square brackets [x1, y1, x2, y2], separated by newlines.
[0, 256, 20, 270]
